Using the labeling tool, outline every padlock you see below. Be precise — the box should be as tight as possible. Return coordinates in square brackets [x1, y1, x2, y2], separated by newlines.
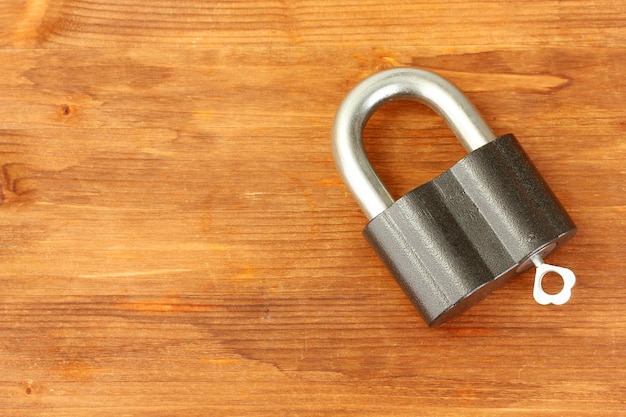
[332, 68, 577, 326]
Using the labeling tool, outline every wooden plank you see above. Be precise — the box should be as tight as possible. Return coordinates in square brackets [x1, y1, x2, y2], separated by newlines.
[0, 1, 625, 416]
[1, 1, 624, 48]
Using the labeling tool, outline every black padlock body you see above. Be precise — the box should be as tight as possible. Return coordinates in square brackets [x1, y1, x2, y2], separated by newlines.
[363, 134, 576, 326]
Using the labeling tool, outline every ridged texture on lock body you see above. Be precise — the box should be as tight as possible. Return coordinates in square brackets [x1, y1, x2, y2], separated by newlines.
[363, 134, 576, 326]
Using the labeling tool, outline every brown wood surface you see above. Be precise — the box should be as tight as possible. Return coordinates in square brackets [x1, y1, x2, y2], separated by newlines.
[0, 1, 625, 416]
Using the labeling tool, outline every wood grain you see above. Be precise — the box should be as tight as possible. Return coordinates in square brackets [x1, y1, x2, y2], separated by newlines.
[0, 1, 625, 416]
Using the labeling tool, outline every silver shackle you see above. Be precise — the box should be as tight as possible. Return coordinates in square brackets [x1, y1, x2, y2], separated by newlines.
[332, 68, 496, 220]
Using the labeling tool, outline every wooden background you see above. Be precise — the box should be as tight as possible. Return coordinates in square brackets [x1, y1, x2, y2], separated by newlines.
[0, 1, 624, 415]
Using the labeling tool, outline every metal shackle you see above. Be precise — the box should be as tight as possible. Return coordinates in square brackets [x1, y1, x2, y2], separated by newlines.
[332, 68, 497, 220]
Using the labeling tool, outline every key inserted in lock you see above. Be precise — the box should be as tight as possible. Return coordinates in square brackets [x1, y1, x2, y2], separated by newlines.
[531, 255, 576, 305]
[332, 67, 577, 326]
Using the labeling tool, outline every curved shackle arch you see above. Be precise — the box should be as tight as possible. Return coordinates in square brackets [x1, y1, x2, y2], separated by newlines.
[332, 68, 496, 220]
